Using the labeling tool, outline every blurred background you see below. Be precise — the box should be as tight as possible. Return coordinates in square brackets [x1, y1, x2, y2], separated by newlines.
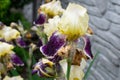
[0, 0, 120, 80]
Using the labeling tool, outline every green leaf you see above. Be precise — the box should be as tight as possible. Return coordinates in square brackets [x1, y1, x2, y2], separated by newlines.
[83, 52, 99, 80]
[9, 69, 19, 76]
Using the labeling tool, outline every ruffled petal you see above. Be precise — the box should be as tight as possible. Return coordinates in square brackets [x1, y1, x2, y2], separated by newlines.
[58, 3, 89, 40]
[10, 53, 24, 66]
[39, 0, 64, 17]
[32, 58, 55, 77]
[44, 16, 60, 37]
[83, 36, 93, 59]
[0, 42, 14, 57]
[40, 32, 66, 58]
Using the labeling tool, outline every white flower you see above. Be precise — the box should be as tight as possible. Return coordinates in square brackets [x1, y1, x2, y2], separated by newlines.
[0, 26, 20, 41]
[0, 42, 14, 57]
[58, 3, 89, 40]
[40, 0, 64, 17]
[3, 76, 23, 80]
[60, 59, 86, 80]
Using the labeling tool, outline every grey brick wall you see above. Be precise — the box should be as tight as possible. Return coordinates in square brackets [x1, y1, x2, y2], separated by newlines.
[61, 0, 120, 80]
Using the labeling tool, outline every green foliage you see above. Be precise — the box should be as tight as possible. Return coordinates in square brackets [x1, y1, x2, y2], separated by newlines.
[0, 0, 31, 27]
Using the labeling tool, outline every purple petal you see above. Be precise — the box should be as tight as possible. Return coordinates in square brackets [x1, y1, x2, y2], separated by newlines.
[83, 36, 93, 59]
[10, 54, 24, 66]
[40, 32, 66, 57]
[16, 38, 27, 48]
[32, 59, 55, 77]
[49, 55, 62, 63]
[32, 69, 38, 75]
[34, 13, 47, 25]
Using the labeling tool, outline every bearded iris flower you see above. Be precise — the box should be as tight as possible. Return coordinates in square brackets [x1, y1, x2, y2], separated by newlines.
[39, 0, 64, 17]
[58, 3, 89, 40]
[0, 42, 14, 57]
[0, 26, 20, 41]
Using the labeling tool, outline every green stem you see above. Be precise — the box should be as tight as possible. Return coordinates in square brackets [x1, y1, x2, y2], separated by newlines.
[66, 42, 76, 80]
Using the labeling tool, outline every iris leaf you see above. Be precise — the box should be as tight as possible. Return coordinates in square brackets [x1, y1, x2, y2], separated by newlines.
[83, 52, 99, 80]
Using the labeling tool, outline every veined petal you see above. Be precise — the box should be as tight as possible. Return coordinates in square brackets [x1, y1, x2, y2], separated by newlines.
[83, 36, 93, 59]
[16, 38, 27, 48]
[40, 32, 66, 58]
[34, 12, 47, 25]
[0, 42, 14, 57]
[10, 53, 24, 66]
[40, 0, 64, 17]
[44, 16, 60, 37]
[58, 3, 89, 40]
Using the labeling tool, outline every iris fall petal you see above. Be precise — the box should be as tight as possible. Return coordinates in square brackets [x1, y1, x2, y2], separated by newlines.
[40, 32, 66, 57]
[83, 36, 93, 59]
[10, 53, 24, 66]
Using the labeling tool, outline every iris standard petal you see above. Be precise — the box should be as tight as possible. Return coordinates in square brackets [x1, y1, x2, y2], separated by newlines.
[40, 32, 66, 57]
[40, 0, 64, 17]
[0, 42, 14, 57]
[10, 53, 24, 66]
[44, 16, 60, 37]
[58, 3, 89, 40]
[83, 36, 93, 59]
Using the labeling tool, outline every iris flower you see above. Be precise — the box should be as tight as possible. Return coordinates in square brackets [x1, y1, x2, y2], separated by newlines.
[0, 26, 20, 41]
[0, 42, 14, 57]
[58, 3, 89, 40]
[39, 0, 64, 17]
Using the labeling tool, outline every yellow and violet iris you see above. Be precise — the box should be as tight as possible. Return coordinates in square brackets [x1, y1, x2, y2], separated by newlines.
[0, 42, 14, 57]
[40, 0, 64, 17]
[43, 3, 89, 41]
[0, 26, 20, 41]
[58, 3, 89, 40]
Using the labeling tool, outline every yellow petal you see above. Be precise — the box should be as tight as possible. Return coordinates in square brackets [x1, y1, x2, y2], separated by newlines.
[0, 26, 20, 41]
[58, 3, 89, 40]
[70, 65, 84, 80]
[60, 59, 86, 80]
[44, 16, 60, 37]
[0, 42, 14, 57]
[3, 76, 23, 80]
[40, 0, 64, 17]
